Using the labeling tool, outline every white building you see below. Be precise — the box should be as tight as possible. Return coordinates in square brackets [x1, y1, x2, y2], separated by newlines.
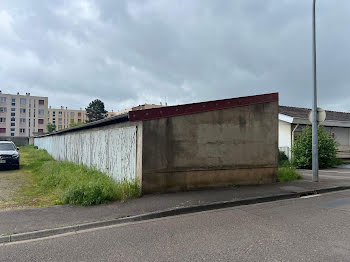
[279, 106, 350, 159]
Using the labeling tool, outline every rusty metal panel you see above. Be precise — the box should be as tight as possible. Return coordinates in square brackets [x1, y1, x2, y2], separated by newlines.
[33, 124, 137, 182]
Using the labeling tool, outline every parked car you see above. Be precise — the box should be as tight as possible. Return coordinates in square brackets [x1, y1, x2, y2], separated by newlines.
[0, 141, 20, 169]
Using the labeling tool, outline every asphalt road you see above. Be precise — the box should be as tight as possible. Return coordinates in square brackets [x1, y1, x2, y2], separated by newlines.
[300, 168, 350, 182]
[1, 190, 350, 262]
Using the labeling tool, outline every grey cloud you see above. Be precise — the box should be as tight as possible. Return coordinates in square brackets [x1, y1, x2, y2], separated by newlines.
[0, 0, 349, 112]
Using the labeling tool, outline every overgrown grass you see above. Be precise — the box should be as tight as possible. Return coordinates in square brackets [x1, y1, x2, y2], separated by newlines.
[278, 167, 302, 182]
[18, 146, 140, 206]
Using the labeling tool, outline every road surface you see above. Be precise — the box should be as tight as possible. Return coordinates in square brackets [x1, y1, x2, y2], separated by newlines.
[1, 190, 350, 261]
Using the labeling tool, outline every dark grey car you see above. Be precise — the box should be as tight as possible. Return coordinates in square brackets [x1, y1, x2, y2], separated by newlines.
[0, 141, 20, 169]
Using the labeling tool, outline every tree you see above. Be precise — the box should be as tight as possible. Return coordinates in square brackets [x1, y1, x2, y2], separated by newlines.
[292, 126, 338, 169]
[70, 122, 85, 127]
[47, 122, 56, 133]
[86, 99, 108, 123]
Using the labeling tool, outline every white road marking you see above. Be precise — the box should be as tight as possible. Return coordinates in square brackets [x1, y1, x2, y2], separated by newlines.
[300, 194, 321, 199]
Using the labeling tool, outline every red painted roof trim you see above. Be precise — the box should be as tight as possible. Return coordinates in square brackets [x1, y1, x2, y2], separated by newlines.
[129, 92, 278, 122]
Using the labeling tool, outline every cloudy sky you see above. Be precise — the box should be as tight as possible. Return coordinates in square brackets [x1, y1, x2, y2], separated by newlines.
[0, 0, 349, 112]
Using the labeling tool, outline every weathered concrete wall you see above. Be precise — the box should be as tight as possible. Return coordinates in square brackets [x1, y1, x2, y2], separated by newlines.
[142, 102, 278, 193]
[0, 137, 29, 146]
[34, 122, 141, 182]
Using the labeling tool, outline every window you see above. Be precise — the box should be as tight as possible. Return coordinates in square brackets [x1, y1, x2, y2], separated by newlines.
[11, 98, 16, 106]
[78, 119, 81, 122]
[0, 118, 5, 122]
[11, 133, 15, 137]
[0, 128, 5, 133]
[20, 108, 26, 114]
[38, 100, 45, 105]
[53, 120, 56, 124]
[0, 107, 6, 113]
[11, 117, 15, 122]
[20, 118, 26, 123]
[58, 118, 62, 122]
[11, 113, 15, 117]
[59, 111, 62, 115]
[70, 112, 75, 117]
[10, 128, 15, 132]
[38, 109, 44, 115]
[0, 97, 6, 103]
[11, 108, 16, 112]
[38, 129, 43, 133]
[78, 112, 82, 117]
[11, 123, 15, 126]
[20, 98, 26, 104]
[20, 128, 25, 133]
[38, 119, 44, 124]
[53, 111, 56, 116]
[58, 125, 62, 129]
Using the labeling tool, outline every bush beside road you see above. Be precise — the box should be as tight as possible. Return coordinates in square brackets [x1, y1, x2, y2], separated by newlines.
[4, 146, 140, 208]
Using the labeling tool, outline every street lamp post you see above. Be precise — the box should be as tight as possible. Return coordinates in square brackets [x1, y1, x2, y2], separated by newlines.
[312, 0, 319, 182]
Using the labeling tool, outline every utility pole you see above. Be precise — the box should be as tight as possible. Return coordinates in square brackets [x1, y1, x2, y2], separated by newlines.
[312, 0, 319, 182]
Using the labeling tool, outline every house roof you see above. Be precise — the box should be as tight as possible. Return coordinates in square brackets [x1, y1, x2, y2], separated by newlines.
[279, 106, 350, 122]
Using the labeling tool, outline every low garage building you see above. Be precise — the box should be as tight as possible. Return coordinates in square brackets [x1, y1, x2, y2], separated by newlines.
[34, 93, 279, 194]
[279, 106, 350, 159]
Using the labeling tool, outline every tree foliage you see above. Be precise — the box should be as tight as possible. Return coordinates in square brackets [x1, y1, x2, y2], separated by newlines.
[70, 122, 85, 128]
[278, 150, 289, 164]
[86, 99, 108, 123]
[292, 126, 338, 169]
[47, 122, 56, 133]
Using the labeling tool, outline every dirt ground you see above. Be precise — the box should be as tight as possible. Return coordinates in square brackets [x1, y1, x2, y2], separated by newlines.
[0, 169, 29, 209]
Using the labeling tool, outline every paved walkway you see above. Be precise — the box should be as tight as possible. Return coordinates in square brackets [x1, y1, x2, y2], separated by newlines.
[0, 168, 349, 236]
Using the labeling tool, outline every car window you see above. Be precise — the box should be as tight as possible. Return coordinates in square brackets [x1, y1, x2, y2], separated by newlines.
[0, 143, 16, 151]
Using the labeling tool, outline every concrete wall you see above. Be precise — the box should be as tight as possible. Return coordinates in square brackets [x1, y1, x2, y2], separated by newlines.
[34, 122, 141, 182]
[0, 136, 29, 146]
[141, 101, 279, 193]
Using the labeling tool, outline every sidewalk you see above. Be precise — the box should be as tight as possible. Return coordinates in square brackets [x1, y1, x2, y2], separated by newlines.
[1, 169, 349, 238]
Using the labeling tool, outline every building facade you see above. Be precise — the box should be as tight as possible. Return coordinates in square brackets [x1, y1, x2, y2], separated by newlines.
[279, 106, 350, 159]
[48, 107, 87, 131]
[0, 91, 48, 137]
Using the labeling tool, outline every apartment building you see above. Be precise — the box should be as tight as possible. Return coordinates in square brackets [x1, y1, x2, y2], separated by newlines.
[0, 91, 48, 137]
[48, 106, 87, 131]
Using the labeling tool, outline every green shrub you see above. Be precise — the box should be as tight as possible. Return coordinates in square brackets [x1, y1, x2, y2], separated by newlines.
[278, 167, 302, 182]
[278, 150, 289, 163]
[292, 126, 338, 169]
[62, 180, 117, 206]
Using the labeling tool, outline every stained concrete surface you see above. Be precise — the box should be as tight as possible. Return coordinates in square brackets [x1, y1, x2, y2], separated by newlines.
[142, 102, 279, 193]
